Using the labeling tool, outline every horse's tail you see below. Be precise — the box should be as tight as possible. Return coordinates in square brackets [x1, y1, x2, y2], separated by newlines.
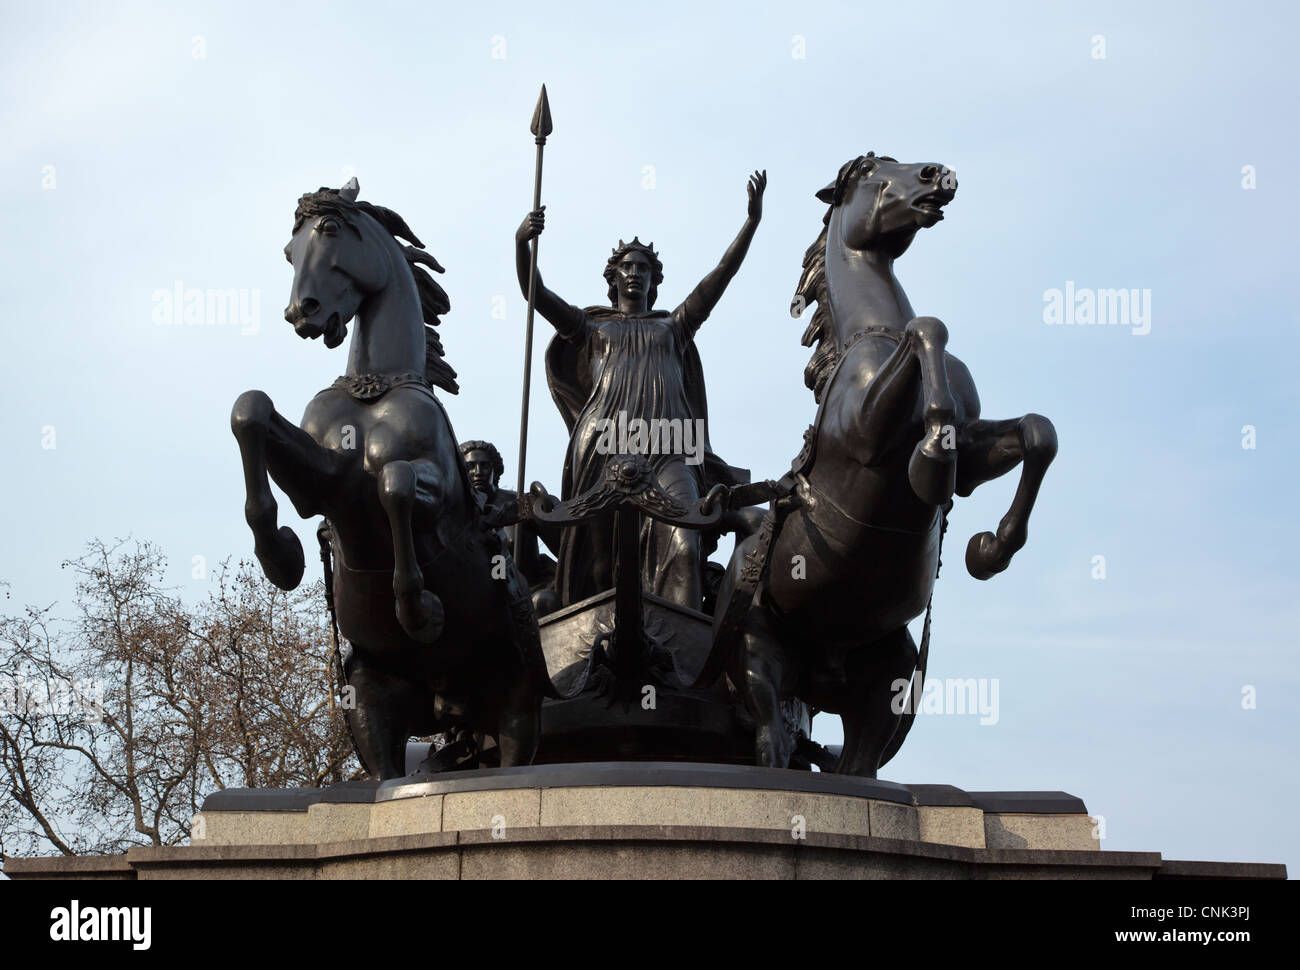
[316, 519, 363, 768]
[878, 511, 945, 769]
[877, 595, 932, 769]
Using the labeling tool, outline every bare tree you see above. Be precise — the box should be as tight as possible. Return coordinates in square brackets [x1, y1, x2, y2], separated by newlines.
[0, 538, 359, 861]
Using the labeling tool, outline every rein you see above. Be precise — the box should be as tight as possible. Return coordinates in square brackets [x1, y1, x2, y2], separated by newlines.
[317, 521, 361, 767]
[312, 370, 482, 770]
[816, 324, 945, 769]
[701, 326, 902, 686]
[701, 322, 944, 770]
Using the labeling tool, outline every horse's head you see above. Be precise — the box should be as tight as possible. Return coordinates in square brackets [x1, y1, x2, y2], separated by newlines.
[817, 153, 957, 258]
[284, 180, 387, 347]
[282, 179, 457, 391]
[794, 154, 959, 401]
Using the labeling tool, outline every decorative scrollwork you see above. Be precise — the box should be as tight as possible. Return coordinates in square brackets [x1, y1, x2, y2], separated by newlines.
[533, 454, 724, 529]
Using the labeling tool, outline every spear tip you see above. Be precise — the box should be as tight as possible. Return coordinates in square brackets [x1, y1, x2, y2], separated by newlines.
[530, 83, 553, 138]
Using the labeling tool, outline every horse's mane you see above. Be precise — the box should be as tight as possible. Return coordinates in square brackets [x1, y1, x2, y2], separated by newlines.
[793, 154, 895, 403]
[294, 188, 459, 394]
[793, 222, 835, 403]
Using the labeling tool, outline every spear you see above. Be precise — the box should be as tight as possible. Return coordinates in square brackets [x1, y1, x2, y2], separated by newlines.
[515, 84, 552, 561]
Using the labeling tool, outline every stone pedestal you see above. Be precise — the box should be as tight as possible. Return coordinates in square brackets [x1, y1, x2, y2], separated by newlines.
[2, 763, 1285, 880]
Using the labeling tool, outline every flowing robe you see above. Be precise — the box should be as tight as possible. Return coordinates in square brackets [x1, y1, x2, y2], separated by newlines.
[545, 304, 748, 608]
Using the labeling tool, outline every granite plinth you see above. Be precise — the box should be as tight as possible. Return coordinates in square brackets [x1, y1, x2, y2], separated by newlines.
[3, 763, 1285, 881]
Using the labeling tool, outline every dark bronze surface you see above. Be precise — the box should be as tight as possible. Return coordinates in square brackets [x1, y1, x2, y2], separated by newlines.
[518, 171, 762, 610]
[698, 154, 1058, 777]
[459, 438, 559, 612]
[231, 179, 550, 780]
[229, 109, 1056, 782]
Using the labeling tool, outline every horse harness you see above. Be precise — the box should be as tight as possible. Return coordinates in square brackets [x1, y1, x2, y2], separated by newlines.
[332, 370, 431, 401]
[329, 371, 486, 567]
[710, 326, 944, 761]
[317, 371, 552, 727]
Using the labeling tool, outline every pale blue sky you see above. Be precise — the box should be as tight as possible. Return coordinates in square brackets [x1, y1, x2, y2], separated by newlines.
[1, 0, 1296, 872]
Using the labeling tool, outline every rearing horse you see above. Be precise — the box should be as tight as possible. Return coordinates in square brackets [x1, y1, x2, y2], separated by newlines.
[230, 179, 550, 780]
[700, 154, 1057, 777]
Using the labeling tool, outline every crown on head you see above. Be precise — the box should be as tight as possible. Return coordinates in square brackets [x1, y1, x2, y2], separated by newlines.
[612, 236, 658, 258]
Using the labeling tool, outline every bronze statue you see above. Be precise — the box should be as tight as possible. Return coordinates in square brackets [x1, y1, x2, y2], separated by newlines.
[221, 84, 1059, 779]
[515, 173, 764, 610]
[230, 180, 552, 779]
[462, 439, 506, 502]
[460, 439, 560, 614]
[696, 155, 1058, 777]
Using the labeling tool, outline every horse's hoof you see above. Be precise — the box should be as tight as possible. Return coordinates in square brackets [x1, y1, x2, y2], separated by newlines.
[965, 531, 1009, 581]
[255, 526, 305, 590]
[398, 590, 445, 644]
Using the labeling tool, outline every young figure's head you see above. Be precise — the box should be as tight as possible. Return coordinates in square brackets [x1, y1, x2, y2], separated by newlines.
[459, 440, 504, 497]
[604, 238, 664, 311]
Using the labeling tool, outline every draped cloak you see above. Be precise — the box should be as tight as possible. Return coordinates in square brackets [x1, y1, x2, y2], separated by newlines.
[544, 305, 749, 606]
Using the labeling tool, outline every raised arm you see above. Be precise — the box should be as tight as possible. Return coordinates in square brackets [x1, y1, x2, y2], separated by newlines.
[515, 207, 585, 336]
[677, 171, 766, 329]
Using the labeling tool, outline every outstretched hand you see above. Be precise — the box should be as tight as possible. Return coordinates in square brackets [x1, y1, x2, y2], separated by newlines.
[746, 170, 767, 221]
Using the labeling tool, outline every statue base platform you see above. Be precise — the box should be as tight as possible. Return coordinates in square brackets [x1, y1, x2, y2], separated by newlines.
[533, 590, 756, 765]
[2, 763, 1284, 880]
